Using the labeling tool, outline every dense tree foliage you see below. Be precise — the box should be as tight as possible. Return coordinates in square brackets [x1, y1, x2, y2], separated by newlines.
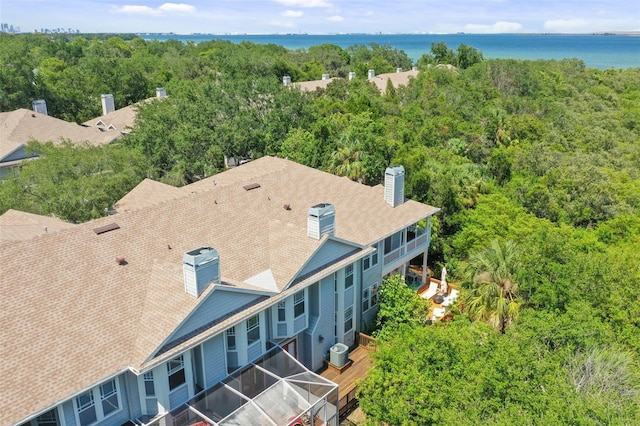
[2, 34, 639, 424]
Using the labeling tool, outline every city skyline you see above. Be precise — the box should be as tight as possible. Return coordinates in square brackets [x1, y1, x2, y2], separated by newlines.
[2, 0, 639, 35]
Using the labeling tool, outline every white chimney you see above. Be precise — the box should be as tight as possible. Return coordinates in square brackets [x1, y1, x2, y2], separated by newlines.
[348, 72, 356, 81]
[307, 203, 335, 240]
[322, 73, 330, 80]
[156, 87, 167, 98]
[32, 100, 47, 115]
[396, 67, 403, 73]
[367, 69, 375, 79]
[101, 94, 115, 115]
[283, 76, 292, 86]
[183, 247, 220, 297]
[384, 166, 405, 207]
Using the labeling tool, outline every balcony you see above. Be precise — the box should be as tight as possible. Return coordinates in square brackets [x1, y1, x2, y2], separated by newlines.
[383, 225, 431, 266]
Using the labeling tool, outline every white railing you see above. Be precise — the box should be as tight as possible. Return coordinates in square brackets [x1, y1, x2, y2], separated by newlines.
[383, 232, 430, 266]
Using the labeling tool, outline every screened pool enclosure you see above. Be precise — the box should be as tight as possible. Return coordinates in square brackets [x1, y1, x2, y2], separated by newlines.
[148, 346, 339, 425]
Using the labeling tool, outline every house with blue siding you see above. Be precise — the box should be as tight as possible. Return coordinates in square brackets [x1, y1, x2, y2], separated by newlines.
[2, 157, 438, 426]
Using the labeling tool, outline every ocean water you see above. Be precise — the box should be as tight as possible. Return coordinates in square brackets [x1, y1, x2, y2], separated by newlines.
[141, 33, 640, 70]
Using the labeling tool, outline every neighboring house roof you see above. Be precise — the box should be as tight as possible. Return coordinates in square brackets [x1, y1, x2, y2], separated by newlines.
[368, 69, 419, 92]
[0, 109, 118, 164]
[0, 209, 75, 243]
[112, 178, 184, 213]
[292, 77, 338, 92]
[82, 98, 153, 133]
[0, 156, 437, 423]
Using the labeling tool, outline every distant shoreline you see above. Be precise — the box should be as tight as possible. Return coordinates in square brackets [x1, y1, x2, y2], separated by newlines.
[135, 31, 640, 37]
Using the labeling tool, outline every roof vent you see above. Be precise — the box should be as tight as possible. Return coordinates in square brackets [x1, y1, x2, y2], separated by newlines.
[368, 69, 375, 79]
[283, 75, 292, 86]
[243, 183, 260, 191]
[156, 87, 167, 98]
[384, 165, 405, 207]
[93, 223, 120, 235]
[32, 99, 47, 115]
[101, 94, 115, 115]
[348, 72, 356, 81]
[183, 247, 220, 298]
[322, 73, 330, 80]
[307, 203, 335, 240]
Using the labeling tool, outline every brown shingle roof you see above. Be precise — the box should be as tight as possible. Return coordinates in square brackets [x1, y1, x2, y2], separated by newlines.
[0, 109, 117, 163]
[0, 156, 437, 424]
[0, 209, 76, 243]
[369, 69, 419, 92]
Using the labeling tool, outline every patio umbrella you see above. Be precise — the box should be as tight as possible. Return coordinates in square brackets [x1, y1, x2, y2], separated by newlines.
[441, 267, 448, 294]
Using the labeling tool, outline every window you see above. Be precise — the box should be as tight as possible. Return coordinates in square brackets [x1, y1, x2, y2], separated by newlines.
[247, 314, 260, 345]
[100, 379, 119, 416]
[344, 306, 353, 332]
[226, 327, 236, 350]
[35, 408, 59, 426]
[143, 372, 155, 397]
[345, 264, 354, 288]
[278, 301, 286, 322]
[371, 284, 379, 306]
[76, 379, 121, 425]
[294, 290, 305, 318]
[363, 247, 378, 271]
[167, 355, 186, 391]
[362, 289, 370, 312]
[76, 391, 97, 426]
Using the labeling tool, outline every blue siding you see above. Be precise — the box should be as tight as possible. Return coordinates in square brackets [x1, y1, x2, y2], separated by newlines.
[311, 276, 337, 371]
[202, 334, 227, 387]
[247, 341, 262, 361]
[299, 240, 358, 278]
[171, 289, 262, 342]
[62, 401, 76, 426]
[169, 385, 189, 410]
[123, 371, 142, 420]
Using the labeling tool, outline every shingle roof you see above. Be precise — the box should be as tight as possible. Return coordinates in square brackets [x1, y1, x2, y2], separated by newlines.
[291, 77, 338, 92]
[0, 156, 437, 424]
[369, 69, 419, 92]
[0, 209, 76, 243]
[0, 109, 118, 162]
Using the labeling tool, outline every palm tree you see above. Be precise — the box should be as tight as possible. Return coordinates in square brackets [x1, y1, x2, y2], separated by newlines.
[327, 143, 365, 183]
[463, 239, 521, 333]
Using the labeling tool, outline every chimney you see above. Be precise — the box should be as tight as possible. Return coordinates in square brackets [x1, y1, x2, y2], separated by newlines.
[183, 247, 220, 297]
[367, 69, 375, 79]
[156, 87, 167, 98]
[307, 203, 335, 240]
[101, 94, 115, 115]
[384, 165, 405, 207]
[32, 100, 47, 115]
[348, 72, 356, 81]
[396, 67, 403, 73]
[283, 76, 292, 86]
[322, 73, 330, 80]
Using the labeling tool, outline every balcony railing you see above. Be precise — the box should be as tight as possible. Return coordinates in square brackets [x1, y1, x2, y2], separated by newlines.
[383, 231, 430, 266]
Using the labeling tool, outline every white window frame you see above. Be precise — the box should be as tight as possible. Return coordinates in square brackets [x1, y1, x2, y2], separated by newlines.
[247, 314, 260, 346]
[167, 355, 186, 391]
[345, 264, 354, 288]
[143, 371, 155, 397]
[226, 326, 237, 350]
[344, 306, 353, 332]
[74, 378, 121, 426]
[294, 290, 305, 318]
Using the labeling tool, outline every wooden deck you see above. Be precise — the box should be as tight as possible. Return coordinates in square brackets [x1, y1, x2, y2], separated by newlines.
[318, 334, 376, 419]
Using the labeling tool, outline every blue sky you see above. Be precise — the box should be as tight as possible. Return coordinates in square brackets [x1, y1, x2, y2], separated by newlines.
[2, 0, 639, 34]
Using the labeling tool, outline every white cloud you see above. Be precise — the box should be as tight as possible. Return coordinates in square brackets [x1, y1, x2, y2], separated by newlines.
[113, 3, 195, 16]
[465, 21, 524, 33]
[282, 10, 304, 18]
[327, 15, 343, 22]
[158, 3, 196, 14]
[543, 19, 589, 33]
[274, 0, 331, 8]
